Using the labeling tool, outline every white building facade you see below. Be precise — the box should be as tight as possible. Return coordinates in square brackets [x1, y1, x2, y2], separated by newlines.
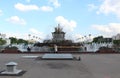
[112, 34, 120, 40]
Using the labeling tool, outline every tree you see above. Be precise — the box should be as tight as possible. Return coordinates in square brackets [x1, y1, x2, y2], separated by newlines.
[89, 34, 91, 39]
[9, 37, 17, 44]
[113, 40, 120, 46]
[28, 34, 31, 39]
[9, 37, 29, 44]
[92, 36, 103, 43]
[17, 39, 28, 44]
[0, 38, 6, 45]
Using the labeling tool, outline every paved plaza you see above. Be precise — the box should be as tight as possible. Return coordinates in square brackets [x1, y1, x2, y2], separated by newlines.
[0, 54, 120, 78]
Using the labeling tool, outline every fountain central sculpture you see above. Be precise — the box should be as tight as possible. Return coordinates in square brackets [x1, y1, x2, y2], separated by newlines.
[52, 24, 65, 42]
[34, 24, 82, 52]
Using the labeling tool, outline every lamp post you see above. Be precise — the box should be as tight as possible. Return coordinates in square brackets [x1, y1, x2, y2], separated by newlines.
[0, 33, 1, 38]
[28, 34, 31, 40]
[89, 34, 91, 42]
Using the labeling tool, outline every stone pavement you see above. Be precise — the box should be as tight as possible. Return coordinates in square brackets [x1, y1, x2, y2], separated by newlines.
[0, 54, 120, 78]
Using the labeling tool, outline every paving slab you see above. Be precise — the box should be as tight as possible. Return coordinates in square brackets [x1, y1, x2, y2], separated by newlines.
[0, 54, 120, 78]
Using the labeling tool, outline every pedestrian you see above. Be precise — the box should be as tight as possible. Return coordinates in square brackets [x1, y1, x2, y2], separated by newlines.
[54, 44, 58, 53]
[27, 47, 31, 52]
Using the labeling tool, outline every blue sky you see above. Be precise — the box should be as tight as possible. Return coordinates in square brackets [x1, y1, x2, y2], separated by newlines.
[0, 0, 120, 41]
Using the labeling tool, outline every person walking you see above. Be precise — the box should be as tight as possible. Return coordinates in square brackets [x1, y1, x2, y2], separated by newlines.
[27, 47, 31, 52]
[54, 44, 58, 53]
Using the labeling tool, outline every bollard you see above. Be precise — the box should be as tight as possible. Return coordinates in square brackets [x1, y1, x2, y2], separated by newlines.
[5, 62, 18, 72]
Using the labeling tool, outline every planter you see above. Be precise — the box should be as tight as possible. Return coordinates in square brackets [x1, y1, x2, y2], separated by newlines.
[2, 49, 21, 53]
[97, 48, 115, 53]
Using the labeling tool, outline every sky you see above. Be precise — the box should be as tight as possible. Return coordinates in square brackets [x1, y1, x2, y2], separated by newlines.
[0, 0, 120, 42]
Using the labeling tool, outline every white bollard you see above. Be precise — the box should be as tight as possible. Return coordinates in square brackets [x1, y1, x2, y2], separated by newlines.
[6, 62, 17, 72]
[1, 61, 22, 75]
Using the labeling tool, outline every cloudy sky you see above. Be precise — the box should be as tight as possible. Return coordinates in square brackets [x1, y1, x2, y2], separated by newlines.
[0, 0, 120, 41]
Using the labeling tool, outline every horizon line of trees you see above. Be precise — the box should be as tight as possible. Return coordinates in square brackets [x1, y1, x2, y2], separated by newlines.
[1, 35, 120, 46]
[9, 37, 30, 44]
[0, 37, 33, 45]
[92, 36, 120, 46]
[92, 36, 112, 43]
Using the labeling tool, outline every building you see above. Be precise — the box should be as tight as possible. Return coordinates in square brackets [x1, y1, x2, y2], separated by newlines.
[112, 34, 120, 40]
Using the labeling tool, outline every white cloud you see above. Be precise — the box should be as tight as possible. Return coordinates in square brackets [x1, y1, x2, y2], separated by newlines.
[73, 34, 94, 42]
[92, 25, 112, 33]
[97, 0, 120, 17]
[5, 32, 28, 39]
[92, 23, 120, 37]
[14, 3, 39, 11]
[29, 28, 42, 35]
[40, 6, 53, 12]
[74, 34, 83, 39]
[88, 4, 98, 11]
[5, 30, 44, 40]
[15, 3, 53, 12]
[29, 28, 45, 40]
[6, 16, 26, 25]
[49, 0, 61, 8]
[3, 29, 44, 40]
[55, 16, 77, 32]
[0, 10, 3, 16]
[74, 34, 83, 42]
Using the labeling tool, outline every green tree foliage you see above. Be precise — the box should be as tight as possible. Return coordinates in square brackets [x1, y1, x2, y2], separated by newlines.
[17, 39, 28, 44]
[93, 36, 112, 43]
[9, 37, 17, 44]
[0, 38, 6, 45]
[92, 36, 103, 43]
[9, 37, 29, 44]
[113, 40, 120, 46]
